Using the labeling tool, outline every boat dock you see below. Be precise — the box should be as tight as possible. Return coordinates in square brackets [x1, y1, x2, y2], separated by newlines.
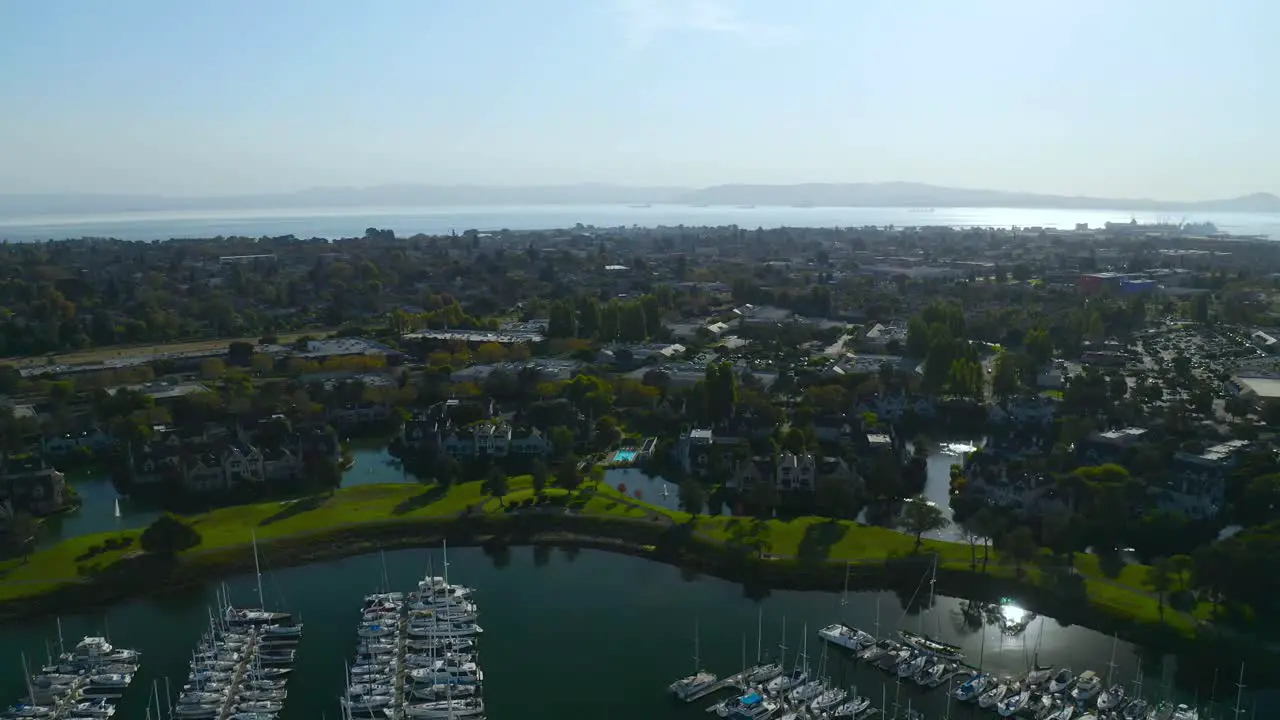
[4, 632, 143, 720]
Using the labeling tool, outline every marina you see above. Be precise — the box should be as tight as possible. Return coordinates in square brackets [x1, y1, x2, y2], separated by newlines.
[668, 560, 1238, 720]
[1, 547, 1269, 720]
[342, 544, 484, 720]
[3, 629, 142, 720]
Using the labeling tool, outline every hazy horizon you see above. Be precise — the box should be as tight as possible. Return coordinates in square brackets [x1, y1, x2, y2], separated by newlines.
[2, 0, 1274, 199]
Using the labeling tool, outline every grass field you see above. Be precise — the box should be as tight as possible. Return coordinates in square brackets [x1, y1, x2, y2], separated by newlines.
[0, 478, 1201, 634]
[5, 329, 333, 368]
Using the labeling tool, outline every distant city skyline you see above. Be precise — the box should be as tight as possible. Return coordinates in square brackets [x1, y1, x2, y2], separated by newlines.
[1, 0, 1275, 199]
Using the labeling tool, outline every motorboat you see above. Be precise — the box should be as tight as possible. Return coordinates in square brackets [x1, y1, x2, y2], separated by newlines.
[818, 623, 875, 651]
[999, 688, 1033, 717]
[877, 646, 913, 671]
[407, 638, 475, 654]
[832, 696, 872, 718]
[919, 660, 950, 687]
[1122, 699, 1150, 720]
[954, 672, 992, 702]
[715, 691, 778, 719]
[788, 680, 826, 704]
[668, 670, 718, 701]
[809, 686, 848, 713]
[979, 680, 1012, 710]
[1071, 671, 1102, 702]
[3, 706, 55, 719]
[1097, 684, 1126, 711]
[1049, 667, 1075, 694]
[858, 638, 899, 662]
[227, 714, 276, 720]
[1170, 704, 1199, 720]
[400, 698, 485, 719]
[237, 701, 283, 714]
[765, 668, 806, 695]
[1025, 664, 1055, 687]
[897, 651, 928, 679]
[410, 660, 483, 685]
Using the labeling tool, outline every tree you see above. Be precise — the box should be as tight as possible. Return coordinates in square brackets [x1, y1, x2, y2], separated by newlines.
[957, 517, 983, 569]
[815, 474, 860, 519]
[679, 479, 706, 516]
[531, 460, 549, 497]
[140, 514, 202, 555]
[305, 455, 343, 492]
[1000, 526, 1038, 576]
[1024, 328, 1053, 367]
[556, 458, 582, 490]
[898, 496, 949, 551]
[1170, 554, 1194, 593]
[1145, 556, 1174, 619]
[483, 469, 509, 507]
[199, 357, 227, 380]
[990, 351, 1020, 400]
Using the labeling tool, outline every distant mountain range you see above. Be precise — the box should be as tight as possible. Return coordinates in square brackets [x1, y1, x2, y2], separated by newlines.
[2, 182, 1278, 216]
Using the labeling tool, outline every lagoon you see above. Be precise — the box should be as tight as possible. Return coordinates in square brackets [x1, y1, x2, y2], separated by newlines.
[0, 546, 1233, 720]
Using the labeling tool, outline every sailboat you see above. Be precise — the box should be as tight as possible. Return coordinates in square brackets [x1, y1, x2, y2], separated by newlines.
[899, 556, 964, 661]
[1024, 619, 1053, 687]
[668, 620, 718, 701]
[225, 532, 293, 627]
[1096, 635, 1125, 711]
[766, 624, 808, 695]
[745, 609, 783, 683]
[819, 561, 875, 651]
[113, 498, 121, 518]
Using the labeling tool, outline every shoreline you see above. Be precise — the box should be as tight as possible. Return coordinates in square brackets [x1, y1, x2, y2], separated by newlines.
[1, 512, 1274, 689]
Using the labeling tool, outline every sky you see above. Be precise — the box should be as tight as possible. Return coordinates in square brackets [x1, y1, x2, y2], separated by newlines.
[0, 0, 1275, 200]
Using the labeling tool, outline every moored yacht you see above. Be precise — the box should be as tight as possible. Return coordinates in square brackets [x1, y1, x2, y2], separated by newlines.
[765, 667, 806, 695]
[858, 638, 899, 662]
[1097, 683, 1126, 711]
[809, 686, 848, 713]
[787, 680, 824, 704]
[979, 679, 1013, 710]
[832, 695, 871, 717]
[999, 688, 1032, 717]
[1070, 671, 1101, 702]
[399, 698, 485, 719]
[818, 623, 875, 651]
[1049, 667, 1075, 694]
[715, 691, 778, 720]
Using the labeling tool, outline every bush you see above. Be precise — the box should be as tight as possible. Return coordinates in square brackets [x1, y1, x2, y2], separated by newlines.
[140, 514, 203, 555]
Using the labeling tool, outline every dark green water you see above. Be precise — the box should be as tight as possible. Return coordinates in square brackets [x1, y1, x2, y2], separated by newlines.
[0, 546, 1225, 720]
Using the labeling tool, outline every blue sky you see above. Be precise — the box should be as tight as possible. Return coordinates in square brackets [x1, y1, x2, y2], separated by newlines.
[0, 0, 1274, 199]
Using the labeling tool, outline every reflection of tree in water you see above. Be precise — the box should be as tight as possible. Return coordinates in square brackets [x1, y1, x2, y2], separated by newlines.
[559, 545, 580, 563]
[950, 599, 1037, 637]
[892, 583, 935, 617]
[481, 539, 511, 569]
[532, 544, 551, 567]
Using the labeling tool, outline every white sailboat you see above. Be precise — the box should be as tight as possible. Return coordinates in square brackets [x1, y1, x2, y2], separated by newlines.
[668, 620, 718, 701]
[818, 561, 875, 651]
[766, 623, 808, 695]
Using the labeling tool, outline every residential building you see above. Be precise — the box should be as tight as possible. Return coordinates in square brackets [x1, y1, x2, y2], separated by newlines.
[1076, 427, 1151, 466]
[0, 455, 68, 515]
[1158, 440, 1250, 519]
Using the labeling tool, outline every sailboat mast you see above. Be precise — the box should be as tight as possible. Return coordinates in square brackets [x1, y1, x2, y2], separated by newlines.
[56, 617, 65, 655]
[252, 530, 265, 608]
[693, 619, 701, 674]
[1234, 664, 1246, 719]
[21, 652, 34, 704]
[778, 617, 788, 669]
[442, 538, 451, 588]
[1106, 633, 1118, 686]
[841, 560, 850, 623]
[756, 607, 763, 664]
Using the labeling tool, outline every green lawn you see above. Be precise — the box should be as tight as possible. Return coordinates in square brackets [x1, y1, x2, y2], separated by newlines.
[0, 477, 1204, 635]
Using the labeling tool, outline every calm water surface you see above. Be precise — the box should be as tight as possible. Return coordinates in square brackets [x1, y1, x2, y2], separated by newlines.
[0, 547, 1228, 720]
[1, 205, 1277, 241]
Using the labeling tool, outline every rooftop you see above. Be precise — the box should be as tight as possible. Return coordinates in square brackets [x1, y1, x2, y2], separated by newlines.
[1236, 375, 1280, 399]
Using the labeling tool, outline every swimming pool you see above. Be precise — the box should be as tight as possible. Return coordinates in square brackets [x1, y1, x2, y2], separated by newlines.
[612, 450, 638, 463]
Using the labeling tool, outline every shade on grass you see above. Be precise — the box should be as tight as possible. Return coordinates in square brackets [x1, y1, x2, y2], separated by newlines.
[0, 478, 1201, 633]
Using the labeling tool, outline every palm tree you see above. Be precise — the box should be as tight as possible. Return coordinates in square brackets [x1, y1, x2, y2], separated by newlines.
[969, 508, 1004, 570]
